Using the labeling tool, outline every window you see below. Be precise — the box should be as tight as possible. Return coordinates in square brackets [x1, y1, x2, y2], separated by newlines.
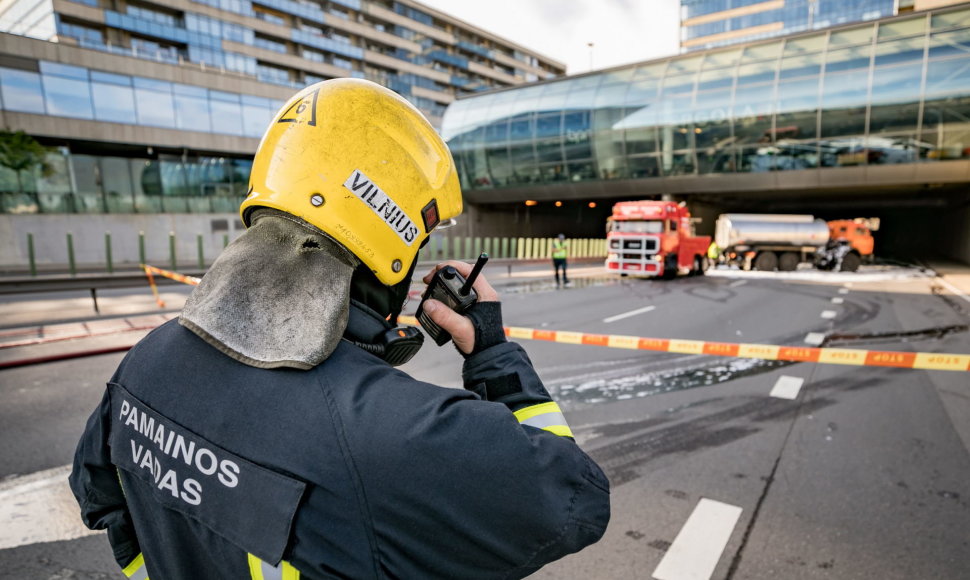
[613, 220, 663, 234]
[256, 63, 290, 85]
[209, 92, 243, 135]
[133, 78, 176, 127]
[43, 76, 94, 119]
[127, 4, 179, 27]
[174, 90, 212, 132]
[92, 81, 136, 122]
[254, 35, 287, 53]
[59, 21, 103, 44]
[0, 67, 45, 113]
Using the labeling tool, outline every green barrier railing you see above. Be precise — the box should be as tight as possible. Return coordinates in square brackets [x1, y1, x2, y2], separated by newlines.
[15, 232, 607, 276]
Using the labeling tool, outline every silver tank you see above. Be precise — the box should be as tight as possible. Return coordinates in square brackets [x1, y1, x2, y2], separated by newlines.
[715, 214, 830, 249]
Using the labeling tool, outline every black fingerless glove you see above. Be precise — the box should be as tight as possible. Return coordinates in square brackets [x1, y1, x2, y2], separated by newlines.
[461, 300, 507, 357]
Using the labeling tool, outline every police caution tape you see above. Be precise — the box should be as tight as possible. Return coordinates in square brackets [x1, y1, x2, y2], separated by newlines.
[145, 267, 969, 373]
[142, 264, 200, 308]
[398, 316, 969, 372]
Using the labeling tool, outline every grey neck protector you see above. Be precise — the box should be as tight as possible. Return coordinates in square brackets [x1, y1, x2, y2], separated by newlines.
[179, 210, 359, 370]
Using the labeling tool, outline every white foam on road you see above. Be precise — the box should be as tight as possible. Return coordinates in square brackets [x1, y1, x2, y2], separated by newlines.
[653, 498, 743, 580]
[770, 375, 805, 400]
[804, 332, 826, 346]
[706, 265, 925, 284]
[603, 305, 656, 323]
[0, 464, 101, 550]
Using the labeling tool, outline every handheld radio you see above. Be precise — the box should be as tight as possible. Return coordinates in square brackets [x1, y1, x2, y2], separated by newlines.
[416, 253, 489, 346]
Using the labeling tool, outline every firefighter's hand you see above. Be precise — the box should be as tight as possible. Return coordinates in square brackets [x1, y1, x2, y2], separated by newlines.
[421, 261, 503, 356]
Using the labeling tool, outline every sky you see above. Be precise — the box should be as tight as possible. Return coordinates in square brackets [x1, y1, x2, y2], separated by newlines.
[416, 0, 682, 75]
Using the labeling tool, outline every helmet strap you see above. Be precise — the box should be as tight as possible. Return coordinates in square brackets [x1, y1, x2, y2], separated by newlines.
[349, 257, 418, 324]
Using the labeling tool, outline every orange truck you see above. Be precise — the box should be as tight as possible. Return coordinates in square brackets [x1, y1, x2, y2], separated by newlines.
[713, 214, 878, 272]
[605, 200, 711, 278]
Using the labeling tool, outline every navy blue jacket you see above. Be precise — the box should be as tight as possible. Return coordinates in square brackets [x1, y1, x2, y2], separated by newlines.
[71, 317, 610, 579]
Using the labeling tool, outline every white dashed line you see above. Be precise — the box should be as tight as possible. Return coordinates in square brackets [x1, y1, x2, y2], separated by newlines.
[838, 288, 850, 295]
[831, 297, 844, 304]
[728, 280, 747, 288]
[770, 375, 805, 400]
[935, 277, 970, 304]
[652, 498, 743, 580]
[821, 310, 837, 319]
[804, 332, 825, 346]
[603, 305, 656, 323]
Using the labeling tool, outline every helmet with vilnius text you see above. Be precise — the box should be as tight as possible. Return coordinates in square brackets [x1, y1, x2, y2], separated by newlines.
[241, 78, 463, 285]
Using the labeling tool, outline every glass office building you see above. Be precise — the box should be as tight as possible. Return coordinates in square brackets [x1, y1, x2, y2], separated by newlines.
[680, 0, 899, 51]
[0, 0, 564, 215]
[442, 5, 970, 202]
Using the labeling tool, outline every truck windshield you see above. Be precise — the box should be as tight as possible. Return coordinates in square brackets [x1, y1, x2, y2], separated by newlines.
[611, 220, 664, 234]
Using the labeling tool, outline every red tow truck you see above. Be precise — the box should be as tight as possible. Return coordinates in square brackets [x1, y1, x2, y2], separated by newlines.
[605, 200, 711, 278]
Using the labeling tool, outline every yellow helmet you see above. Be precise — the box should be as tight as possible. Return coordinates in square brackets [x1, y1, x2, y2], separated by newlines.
[241, 78, 462, 285]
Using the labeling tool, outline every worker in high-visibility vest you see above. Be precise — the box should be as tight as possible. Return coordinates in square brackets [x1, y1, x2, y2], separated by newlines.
[707, 240, 720, 263]
[70, 79, 609, 580]
[552, 233, 569, 287]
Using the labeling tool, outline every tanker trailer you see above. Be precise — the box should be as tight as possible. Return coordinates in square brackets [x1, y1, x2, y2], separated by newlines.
[714, 214, 865, 272]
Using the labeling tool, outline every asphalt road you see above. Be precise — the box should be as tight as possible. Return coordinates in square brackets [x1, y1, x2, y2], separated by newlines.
[1, 264, 968, 579]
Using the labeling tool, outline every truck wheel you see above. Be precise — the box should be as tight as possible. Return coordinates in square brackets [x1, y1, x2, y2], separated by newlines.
[754, 251, 778, 272]
[840, 252, 861, 272]
[778, 252, 799, 272]
[693, 255, 706, 276]
[663, 254, 678, 279]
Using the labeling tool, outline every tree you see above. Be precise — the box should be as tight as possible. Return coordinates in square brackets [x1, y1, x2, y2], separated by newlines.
[0, 129, 51, 197]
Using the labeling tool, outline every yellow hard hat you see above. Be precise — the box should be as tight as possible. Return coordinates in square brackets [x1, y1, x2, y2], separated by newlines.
[241, 78, 463, 285]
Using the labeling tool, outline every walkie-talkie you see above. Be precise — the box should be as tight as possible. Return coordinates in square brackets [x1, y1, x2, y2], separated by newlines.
[416, 253, 489, 346]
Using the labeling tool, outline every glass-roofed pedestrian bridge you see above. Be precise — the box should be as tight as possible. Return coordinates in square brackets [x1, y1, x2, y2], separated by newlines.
[440, 4, 970, 204]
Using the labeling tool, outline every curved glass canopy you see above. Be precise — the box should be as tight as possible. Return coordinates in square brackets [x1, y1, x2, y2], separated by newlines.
[442, 7, 970, 193]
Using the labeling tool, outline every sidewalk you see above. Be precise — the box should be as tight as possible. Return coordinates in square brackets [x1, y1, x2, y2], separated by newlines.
[923, 258, 970, 304]
[0, 258, 608, 368]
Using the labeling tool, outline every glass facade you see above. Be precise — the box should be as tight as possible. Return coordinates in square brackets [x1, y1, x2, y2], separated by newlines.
[0, 60, 280, 137]
[682, 0, 897, 51]
[443, 8, 970, 192]
[0, 150, 253, 215]
[0, 62, 268, 214]
[42, 0, 564, 123]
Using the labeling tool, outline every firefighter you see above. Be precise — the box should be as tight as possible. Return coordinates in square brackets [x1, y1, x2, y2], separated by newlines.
[70, 79, 610, 580]
[552, 233, 570, 287]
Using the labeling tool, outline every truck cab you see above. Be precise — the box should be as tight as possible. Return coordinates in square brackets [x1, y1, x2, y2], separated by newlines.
[606, 201, 710, 278]
[827, 219, 877, 259]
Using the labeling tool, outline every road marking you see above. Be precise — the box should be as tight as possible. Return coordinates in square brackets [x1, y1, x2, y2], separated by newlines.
[804, 332, 825, 346]
[831, 297, 844, 304]
[770, 375, 805, 400]
[821, 310, 837, 319]
[728, 280, 747, 288]
[0, 464, 100, 550]
[838, 288, 850, 295]
[652, 498, 743, 580]
[935, 277, 970, 304]
[603, 305, 656, 323]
